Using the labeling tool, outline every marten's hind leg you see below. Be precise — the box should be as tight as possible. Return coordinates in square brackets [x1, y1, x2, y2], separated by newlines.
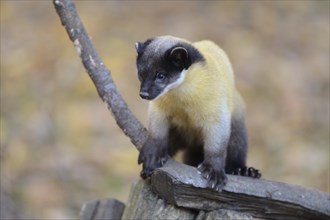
[225, 116, 261, 178]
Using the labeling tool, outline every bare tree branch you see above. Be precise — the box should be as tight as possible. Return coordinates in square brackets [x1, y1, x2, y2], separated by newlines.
[53, 0, 147, 150]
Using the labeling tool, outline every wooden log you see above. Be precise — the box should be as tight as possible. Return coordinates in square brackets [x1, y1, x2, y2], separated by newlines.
[121, 179, 197, 220]
[196, 210, 253, 220]
[80, 198, 125, 220]
[151, 159, 330, 220]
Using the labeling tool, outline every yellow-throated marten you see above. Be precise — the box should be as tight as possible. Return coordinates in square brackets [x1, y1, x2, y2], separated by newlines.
[135, 36, 260, 190]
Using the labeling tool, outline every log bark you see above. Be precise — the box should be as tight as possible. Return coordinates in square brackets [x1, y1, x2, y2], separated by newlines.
[80, 199, 125, 220]
[151, 159, 330, 220]
[195, 210, 253, 220]
[121, 180, 197, 220]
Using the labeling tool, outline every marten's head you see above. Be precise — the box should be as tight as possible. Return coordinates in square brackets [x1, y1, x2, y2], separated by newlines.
[135, 36, 203, 100]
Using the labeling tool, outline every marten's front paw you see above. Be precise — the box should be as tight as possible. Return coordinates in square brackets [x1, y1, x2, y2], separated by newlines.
[138, 145, 168, 179]
[198, 161, 227, 191]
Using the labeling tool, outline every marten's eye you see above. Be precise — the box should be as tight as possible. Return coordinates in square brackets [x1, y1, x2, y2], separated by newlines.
[156, 72, 166, 81]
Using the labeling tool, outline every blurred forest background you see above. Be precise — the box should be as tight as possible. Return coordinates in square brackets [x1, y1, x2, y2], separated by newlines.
[1, 1, 329, 219]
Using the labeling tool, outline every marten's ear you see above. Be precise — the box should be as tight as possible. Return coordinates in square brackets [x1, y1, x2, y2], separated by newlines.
[135, 42, 145, 55]
[169, 47, 191, 69]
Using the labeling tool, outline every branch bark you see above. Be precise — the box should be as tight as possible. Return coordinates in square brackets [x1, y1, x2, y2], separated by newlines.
[53, 0, 147, 150]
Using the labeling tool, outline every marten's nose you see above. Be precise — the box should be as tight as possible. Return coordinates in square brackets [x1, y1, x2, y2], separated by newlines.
[139, 91, 150, 99]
